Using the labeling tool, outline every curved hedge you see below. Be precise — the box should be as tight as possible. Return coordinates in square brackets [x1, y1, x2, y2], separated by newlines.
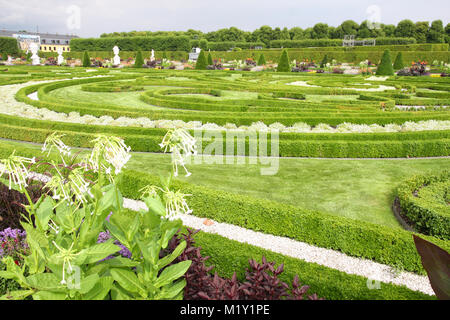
[396, 171, 450, 240]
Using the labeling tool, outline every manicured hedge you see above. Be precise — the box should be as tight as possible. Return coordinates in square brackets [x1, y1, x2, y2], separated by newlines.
[270, 38, 417, 48]
[396, 171, 450, 240]
[0, 37, 20, 55]
[194, 232, 434, 300]
[70, 36, 191, 52]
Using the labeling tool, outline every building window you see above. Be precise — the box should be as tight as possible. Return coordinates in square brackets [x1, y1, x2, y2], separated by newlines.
[44, 46, 47, 50]
[68, 48, 70, 51]
[51, 40, 55, 44]
[54, 47, 56, 51]
[63, 47, 65, 51]
[42, 39, 46, 44]
[56, 40, 60, 44]
[65, 40, 69, 44]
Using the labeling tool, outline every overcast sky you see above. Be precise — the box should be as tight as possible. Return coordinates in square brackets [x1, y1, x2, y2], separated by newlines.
[0, 0, 449, 37]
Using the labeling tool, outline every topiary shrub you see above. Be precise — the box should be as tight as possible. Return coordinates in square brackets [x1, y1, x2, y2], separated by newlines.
[195, 50, 207, 70]
[277, 49, 290, 72]
[320, 54, 328, 68]
[393, 52, 405, 70]
[134, 50, 144, 68]
[207, 52, 213, 65]
[257, 53, 266, 66]
[376, 49, 394, 75]
[82, 51, 91, 67]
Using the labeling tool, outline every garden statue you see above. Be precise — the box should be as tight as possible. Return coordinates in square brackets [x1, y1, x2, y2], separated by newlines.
[151, 49, 155, 62]
[6, 55, 13, 65]
[29, 42, 40, 65]
[113, 46, 120, 66]
[56, 47, 65, 65]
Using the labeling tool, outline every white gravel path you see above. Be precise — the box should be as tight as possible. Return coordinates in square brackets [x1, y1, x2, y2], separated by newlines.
[122, 197, 434, 296]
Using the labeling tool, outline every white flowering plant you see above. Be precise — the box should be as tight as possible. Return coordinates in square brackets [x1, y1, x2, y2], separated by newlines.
[0, 130, 196, 300]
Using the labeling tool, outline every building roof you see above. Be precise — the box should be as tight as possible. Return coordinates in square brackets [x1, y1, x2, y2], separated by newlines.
[0, 30, 79, 41]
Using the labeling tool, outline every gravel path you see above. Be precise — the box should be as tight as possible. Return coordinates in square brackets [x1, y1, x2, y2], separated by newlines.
[123, 197, 434, 296]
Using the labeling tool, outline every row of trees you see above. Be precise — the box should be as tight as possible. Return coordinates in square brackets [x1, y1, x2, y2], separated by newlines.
[100, 20, 450, 45]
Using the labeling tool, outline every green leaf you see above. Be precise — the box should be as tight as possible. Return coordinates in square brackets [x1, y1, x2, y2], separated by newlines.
[79, 274, 100, 294]
[76, 241, 121, 265]
[111, 283, 133, 300]
[157, 241, 186, 269]
[32, 290, 67, 300]
[110, 268, 146, 297]
[99, 257, 139, 268]
[144, 196, 166, 217]
[26, 273, 62, 291]
[159, 279, 186, 300]
[35, 196, 54, 231]
[105, 220, 130, 249]
[0, 290, 35, 300]
[154, 260, 192, 288]
[21, 224, 48, 260]
[83, 276, 113, 300]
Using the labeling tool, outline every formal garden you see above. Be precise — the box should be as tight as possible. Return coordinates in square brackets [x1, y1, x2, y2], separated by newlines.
[0, 29, 449, 301]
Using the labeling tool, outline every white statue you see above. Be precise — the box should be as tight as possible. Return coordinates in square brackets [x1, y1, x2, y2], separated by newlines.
[29, 42, 40, 65]
[112, 46, 120, 66]
[150, 49, 155, 62]
[6, 55, 13, 65]
[56, 47, 65, 65]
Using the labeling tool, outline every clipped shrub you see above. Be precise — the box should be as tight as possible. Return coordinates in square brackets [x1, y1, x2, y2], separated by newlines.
[82, 51, 91, 67]
[134, 50, 144, 68]
[393, 52, 405, 70]
[257, 53, 266, 66]
[0, 37, 19, 55]
[376, 49, 394, 75]
[207, 52, 213, 65]
[277, 49, 290, 72]
[320, 54, 328, 68]
[195, 50, 207, 70]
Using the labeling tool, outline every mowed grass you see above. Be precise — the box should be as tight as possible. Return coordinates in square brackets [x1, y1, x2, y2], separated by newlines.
[127, 153, 449, 229]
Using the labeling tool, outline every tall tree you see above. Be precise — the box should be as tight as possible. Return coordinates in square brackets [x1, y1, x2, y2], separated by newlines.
[312, 23, 329, 39]
[395, 19, 415, 37]
[289, 27, 304, 40]
[340, 20, 359, 35]
[414, 22, 429, 43]
[427, 20, 445, 43]
[280, 27, 291, 40]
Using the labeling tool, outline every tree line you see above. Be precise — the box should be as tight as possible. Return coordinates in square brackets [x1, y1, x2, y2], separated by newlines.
[100, 20, 449, 45]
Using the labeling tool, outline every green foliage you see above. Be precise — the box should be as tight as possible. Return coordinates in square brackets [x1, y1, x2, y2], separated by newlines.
[277, 49, 290, 72]
[82, 51, 91, 67]
[257, 53, 266, 65]
[0, 37, 20, 56]
[195, 50, 207, 70]
[396, 171, 450, 240]
[320, 54, 328, 68]
[393, 52, 405, 70]
[0, 134, 191, 300]
[376, 50, 394, 75]
[134, 51, 144, 68]
[207, 52, 213, 65]
[71, 36, 191, 52]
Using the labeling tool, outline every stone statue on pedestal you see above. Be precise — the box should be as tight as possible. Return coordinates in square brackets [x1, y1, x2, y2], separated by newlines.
[113, 46, 121, 66]
[57, 47, 65, 65]
[29, 42, 40, 65]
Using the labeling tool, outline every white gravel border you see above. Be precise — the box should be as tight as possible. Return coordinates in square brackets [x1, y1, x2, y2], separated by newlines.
[122, 197, 434, 296]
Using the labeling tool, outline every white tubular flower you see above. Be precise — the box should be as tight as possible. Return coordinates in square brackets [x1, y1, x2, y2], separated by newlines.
[163, 188, 193, 220]
[42, 132, 71, 158]
[139, 185, 162, 199]
[89, 135, 131, 180]
[52, 241, 80, 286]
[44, 166, 71, 202]
[0, 151, 36, 190]
[68, 167, 93, 204]
[160, 129, 197, 177]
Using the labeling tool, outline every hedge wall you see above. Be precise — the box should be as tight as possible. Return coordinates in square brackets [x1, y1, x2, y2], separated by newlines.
[396, 171, 450, 240]
[270, 38, 417, 48]
[70, 36, 191, 52]
[0, 37, 20, 55]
